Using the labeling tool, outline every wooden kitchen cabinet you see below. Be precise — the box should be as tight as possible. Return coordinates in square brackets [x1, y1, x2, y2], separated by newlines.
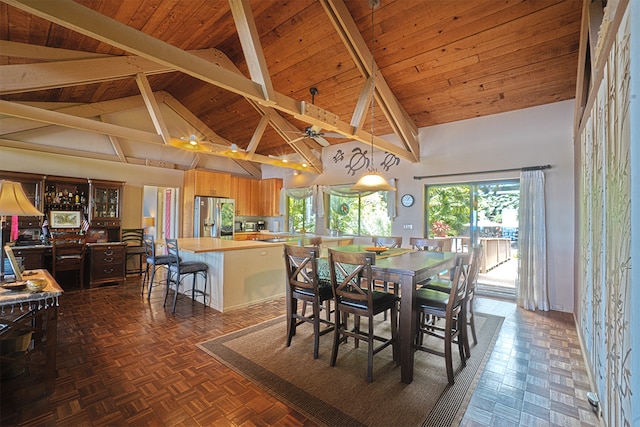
[230, 176, 253, 216]
[260, 178, 282, 217]
[185, 169, 231, 198]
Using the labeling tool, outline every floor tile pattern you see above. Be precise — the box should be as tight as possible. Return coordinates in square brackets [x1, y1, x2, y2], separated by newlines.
[1, 278, 602, 426]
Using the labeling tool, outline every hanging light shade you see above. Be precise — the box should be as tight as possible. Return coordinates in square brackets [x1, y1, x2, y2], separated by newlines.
[351, 0, 395, 193]
[352, 171, 395, 192]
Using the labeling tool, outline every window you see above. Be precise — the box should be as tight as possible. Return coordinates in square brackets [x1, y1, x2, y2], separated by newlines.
[328, 191, 391, 236]
[287, 195, 316, 233]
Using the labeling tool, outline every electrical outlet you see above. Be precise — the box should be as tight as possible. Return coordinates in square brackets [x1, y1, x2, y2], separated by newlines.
[403, 224, 413, 230]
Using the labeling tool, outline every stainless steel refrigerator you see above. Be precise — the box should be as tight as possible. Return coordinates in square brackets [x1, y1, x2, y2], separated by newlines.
[194, 197, 235, 239]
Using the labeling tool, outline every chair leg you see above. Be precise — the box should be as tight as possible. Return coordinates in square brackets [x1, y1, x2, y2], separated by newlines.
[469, 301, 478, 346]
[313, 298, 321, 359]
[147, 265, 158, 300]
[330, 309, 342, 367]
[367, 315, 375, 382]
[286, 298, 297, 347]
[444, 315, 454, 385]
[142, 263, 150, 295]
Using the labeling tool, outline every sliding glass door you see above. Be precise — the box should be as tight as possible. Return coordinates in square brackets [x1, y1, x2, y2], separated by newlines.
[425, 179, 519, 296]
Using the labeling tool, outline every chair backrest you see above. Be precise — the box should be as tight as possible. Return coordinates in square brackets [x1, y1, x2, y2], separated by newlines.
[446, 255, 468, 315]
[372, 236, 402, 248]
[299, 236, 322, 247]
[284, 244, 321, 295]
[122, 228, 144, 247]
[328, 249, 376, 313]
[52, 232, 86, 271]
[165, 238, 181, 269]
[143, 234, 157, 259]
[466, 245, 483, 294]
[410, 237, 445, 252]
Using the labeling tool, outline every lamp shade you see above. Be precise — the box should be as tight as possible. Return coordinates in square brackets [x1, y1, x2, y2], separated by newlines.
[0, 180, 43, 216]
[143, 217, 155, 227]
[351, 172, 396, 192]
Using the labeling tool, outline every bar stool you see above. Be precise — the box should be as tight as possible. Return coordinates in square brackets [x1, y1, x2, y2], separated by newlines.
[142, 234, 174, 299]
[164, 238, 209, 313]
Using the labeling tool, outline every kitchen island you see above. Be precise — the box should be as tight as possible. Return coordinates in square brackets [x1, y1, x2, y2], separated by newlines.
[171, 236, 353, 312]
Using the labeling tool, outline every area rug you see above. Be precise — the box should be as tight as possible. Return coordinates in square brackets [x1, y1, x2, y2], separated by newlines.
[198, 312, 503, 427]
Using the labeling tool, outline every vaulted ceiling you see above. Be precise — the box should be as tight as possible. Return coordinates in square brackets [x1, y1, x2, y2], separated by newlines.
[0, 0, 582, 177]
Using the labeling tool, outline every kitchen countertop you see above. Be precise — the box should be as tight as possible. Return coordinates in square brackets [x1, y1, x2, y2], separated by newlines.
[174, 235, 354, 253]
[174, 237, 282, 253]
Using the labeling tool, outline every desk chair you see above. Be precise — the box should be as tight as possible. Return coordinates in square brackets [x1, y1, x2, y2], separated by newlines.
[284, 244, 334, 359]
[122, 228, 145, 275]
[52, 232, 86, 288]
[328, 248, 399, 382]
[164, 239, 208, 314]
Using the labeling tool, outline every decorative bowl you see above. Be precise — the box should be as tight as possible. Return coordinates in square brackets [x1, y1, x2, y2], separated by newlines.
[364, 246, 387, 254]
[26, 278, 47, 292]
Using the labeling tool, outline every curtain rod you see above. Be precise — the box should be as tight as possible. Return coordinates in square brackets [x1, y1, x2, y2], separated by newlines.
[413, 164, 551, 180]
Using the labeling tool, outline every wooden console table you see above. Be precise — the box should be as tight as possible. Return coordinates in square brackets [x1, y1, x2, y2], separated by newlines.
[0, 269, 62, 397]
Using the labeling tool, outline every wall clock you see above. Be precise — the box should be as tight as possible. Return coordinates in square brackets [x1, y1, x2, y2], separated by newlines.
[401, 194, 414, 207]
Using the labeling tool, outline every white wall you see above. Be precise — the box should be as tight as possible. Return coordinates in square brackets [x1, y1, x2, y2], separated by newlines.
[282, 100, 576, 312]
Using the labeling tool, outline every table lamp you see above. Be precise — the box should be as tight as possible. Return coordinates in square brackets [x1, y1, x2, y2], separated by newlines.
[143, 216, 155, 234]
[0, 180, 44, 283]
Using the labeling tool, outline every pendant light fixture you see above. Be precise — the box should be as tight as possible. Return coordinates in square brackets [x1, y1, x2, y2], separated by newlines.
[351, 0, 395, 193]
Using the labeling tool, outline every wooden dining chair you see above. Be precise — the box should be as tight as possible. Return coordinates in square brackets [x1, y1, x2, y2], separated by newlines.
[371, 236, 403, 319]
[328, 248, 399, 382]
[52, 232, 86, 288]
[413, 255, 468, 384]
[372, 236, 403, 248]
[424, 246, 483, 356]
[409, 237, 445, 252]
[164, 239, 209, 313]
[284, 244, 334, 359]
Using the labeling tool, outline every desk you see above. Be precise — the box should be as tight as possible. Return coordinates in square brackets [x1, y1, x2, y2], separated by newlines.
[328, 245, 457, 383]
[0, 269, 63, 394]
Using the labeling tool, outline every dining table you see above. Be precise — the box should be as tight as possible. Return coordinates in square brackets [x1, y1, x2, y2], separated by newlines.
[324, 244, 458, 383]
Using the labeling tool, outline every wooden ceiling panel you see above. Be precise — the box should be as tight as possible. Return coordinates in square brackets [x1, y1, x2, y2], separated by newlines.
[0, 0, 582, 171]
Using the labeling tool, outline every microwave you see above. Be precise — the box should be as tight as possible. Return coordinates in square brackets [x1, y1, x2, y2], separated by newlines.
[244, 221, 257, 231]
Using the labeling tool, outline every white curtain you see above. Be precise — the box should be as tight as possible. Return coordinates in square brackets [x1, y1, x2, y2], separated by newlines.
[517, 169, 549, 311]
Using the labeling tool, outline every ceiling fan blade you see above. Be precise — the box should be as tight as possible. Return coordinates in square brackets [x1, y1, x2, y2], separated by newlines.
[321, 132, 348, 138]
[314, 136, 330, 147]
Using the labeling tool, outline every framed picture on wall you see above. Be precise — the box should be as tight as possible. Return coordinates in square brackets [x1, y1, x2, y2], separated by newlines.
[49, 211, 81, 228]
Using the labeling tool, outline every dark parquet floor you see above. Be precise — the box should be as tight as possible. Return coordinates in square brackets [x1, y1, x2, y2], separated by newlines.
[1, 275, 601, 426]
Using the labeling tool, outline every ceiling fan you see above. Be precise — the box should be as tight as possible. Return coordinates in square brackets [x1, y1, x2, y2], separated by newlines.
[286, 87, 345, 147]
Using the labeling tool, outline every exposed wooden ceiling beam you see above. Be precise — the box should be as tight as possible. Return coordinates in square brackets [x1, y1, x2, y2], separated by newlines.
[2, 0, 416, 162]
[135, 73, 172, 145]
[320, 0, 419, 160]
[162, 93, 262, 177]
[245, 114, 270, 160]
[228, 0, 276, 105]
[0, 40, 111, 61]
[100, 115, 128, 163]
[0, 99, 165, 144]
[0, 95, 150, 135]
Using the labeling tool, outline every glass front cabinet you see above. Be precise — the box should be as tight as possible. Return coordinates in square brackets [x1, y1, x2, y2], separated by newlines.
[89, 180, 123, 242]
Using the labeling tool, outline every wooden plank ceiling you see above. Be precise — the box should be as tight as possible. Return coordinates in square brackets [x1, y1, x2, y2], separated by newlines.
[0, 0, 582, 175]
